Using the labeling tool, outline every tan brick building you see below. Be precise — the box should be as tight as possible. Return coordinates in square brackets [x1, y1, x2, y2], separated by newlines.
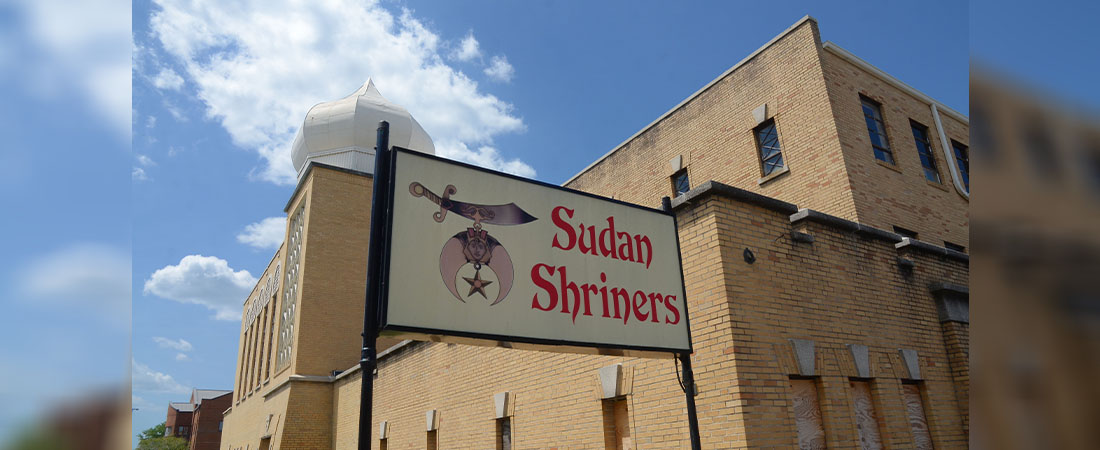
[221, 16, 968, 449]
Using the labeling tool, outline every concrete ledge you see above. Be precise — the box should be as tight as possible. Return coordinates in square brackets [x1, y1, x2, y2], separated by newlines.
[670, 180, 799, 215]
[930, 282, 969, 324]
[896, 238, 970, 264]
[790, 208, 902, 242]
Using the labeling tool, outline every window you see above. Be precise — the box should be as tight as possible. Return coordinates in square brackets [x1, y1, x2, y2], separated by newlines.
[496, 418, 512, 450]
[178, 426, 189, 437]
[790, 377, 826, 450]
[944, 241, 966, 253]
[754, 119, 785, 176]
[671, 169, 690, 196]
[861, 96, 894, 164]
[602, 398, 631, 450]
[951, 140, 970, 190]
[893, 226, 918, 240]
[426, 430, 438, 450]
[911, 121, 940, 183]
[850, 380, 884, 450]
[901, 382, 933, 450]
[219, 421, 223, 432]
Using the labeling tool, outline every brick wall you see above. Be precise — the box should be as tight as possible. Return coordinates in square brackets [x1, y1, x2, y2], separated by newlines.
[820, 50, 970, 248]
[330, 182, 968, 449]
[566, 19, 859, 224]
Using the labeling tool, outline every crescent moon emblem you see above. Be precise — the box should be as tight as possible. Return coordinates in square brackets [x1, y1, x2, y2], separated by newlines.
[439, 237, 466, 302]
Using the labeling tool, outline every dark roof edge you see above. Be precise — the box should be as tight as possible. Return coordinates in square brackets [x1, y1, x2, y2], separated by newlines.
[670, 180, 799, 215]
[283, 161, 374, 212]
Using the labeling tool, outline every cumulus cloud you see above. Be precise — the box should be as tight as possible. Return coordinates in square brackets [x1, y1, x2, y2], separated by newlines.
[136, 154, 156, 167]
[484, 55, 515, 83]
[236, 216, 285, 250]
[175, 353, 190, 362]
[132, 360, 189, 395]
[436, 140, 535, 178]
[143, 255, 256, 321]
[152, 67, 184, 90]
[452, 33, 481, 62]
[19, 243, 131, 325]
[147, 0, 530, 185]
[152, 337, 193, 352]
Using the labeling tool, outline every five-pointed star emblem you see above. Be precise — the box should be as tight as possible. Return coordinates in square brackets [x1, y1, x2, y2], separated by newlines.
[463, 270, 494, 299]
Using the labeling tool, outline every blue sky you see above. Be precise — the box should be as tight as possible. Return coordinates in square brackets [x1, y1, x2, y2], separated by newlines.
[0, 0, 976, 446]
[127, 0, 968, 440]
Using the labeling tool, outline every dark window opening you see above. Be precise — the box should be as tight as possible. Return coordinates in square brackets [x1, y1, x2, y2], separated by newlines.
[496, 418, 512, 450]
[944, 242, 966, 253]
[861, 96, 894, 164]
[754, 119, 785, 176]
[911, 121, 941, 183]
[952, 140, 970, 190]
[427, 430, 438, 450]
[671, 169, 690, 196]
[893, 226, 918, 240]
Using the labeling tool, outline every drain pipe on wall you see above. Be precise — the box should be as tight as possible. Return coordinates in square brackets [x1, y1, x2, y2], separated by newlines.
[931, 103, 969, 199]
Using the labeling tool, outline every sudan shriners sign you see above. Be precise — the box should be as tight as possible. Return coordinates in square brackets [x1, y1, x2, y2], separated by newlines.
[380, 149, 691, 356]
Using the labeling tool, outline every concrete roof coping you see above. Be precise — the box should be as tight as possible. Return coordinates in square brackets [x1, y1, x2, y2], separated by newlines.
[670, 180, 798, 215]
[562, 15, 818, 186]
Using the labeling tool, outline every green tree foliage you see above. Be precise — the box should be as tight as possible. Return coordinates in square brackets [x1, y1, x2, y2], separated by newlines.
[135, 422, 187, 450]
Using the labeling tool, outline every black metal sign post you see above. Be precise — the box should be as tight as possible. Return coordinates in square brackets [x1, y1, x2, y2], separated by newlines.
[358, 121, 392, 450]
[662, 196, 702, 450]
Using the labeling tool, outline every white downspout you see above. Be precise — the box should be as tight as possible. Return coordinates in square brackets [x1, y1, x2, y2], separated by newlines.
[931, 103, 969, 200]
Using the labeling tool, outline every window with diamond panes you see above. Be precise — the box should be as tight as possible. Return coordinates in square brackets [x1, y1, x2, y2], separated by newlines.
[861, 96, 894, 164]
[276, 203, 305, 371]
[911, 121, 940, 183]
[671, 169, 690, 196]
[754, 119, 785, 176]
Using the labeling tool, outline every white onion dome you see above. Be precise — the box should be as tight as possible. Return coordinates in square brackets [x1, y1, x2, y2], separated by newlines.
[290, 79, 435, 178]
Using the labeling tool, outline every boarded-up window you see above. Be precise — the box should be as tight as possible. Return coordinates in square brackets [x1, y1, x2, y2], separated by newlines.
[790, 378, 826, 449]
[850, 380, 883, 450]
[902, 383, 934, 449]
[602, 398, 632, 450]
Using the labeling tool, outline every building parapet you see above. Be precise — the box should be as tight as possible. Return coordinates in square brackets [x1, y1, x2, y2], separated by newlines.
[671, 180, 969, 264]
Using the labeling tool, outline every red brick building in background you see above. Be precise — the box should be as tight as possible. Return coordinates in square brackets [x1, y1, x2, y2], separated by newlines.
[166, 388, 232, 449]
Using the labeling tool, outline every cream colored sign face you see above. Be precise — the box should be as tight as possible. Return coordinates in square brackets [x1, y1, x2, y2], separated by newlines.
[384, 150, 691, 353]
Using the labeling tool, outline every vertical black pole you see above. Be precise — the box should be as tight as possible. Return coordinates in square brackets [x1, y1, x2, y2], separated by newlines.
[359, 121, 391, 450]
[662, 196, 702, 450]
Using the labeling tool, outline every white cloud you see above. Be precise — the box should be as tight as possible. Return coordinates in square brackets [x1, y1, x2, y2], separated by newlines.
[20, 0, 132, 139]
[148, 0, 530, 184]
[136, 154, 156, 167]
[436, 140, 535, 178]
[132, 166, 149, 181]
[236, 216, 285, 250]
[143, 255, 256, 321]
[175, 353, 190, 362]
[152, 67, 184, 90]
[146, 115, 157, 128]
[452, 33, 481, 62]
[132, 360, 189, 395]
[19, 243, 131, 326]
[484, 55, 514, 83]
[152, 337, 193, 352]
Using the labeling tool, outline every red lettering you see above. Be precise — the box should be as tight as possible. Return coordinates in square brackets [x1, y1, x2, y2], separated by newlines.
[610, 287, 629, 323]
[664, 295, 680, 324]
[599, 217, 618, 259]
[531, 264, 557, 311]
[635, 235, 653, 269]
[648, 293, 662, 323]
[632, 291, 649, 322]
[599, 273, 611, 318]
[578, 223, 597, 255]
[551, 206, 576, 251]
[617, 231, 634, 262]
[558, 266, 582, 320]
